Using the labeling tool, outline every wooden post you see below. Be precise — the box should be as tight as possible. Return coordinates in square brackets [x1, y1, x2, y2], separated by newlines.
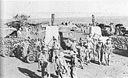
[51, 14, 55, 26]
[92, 14, 95, 26]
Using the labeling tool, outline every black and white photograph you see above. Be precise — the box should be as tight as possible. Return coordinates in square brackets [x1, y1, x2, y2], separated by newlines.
[1, 0, 128, 78]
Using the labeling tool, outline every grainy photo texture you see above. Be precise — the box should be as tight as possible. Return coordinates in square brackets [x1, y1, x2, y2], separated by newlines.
[1, 0, 128, 78]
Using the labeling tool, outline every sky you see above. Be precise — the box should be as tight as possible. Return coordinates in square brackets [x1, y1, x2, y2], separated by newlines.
[1, 0, 128, 19]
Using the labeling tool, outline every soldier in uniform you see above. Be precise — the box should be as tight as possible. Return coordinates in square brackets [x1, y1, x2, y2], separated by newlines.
[35, 38, 41, 51]
[21, 40, 29, 58]
[103, 38, 113, 66]
[71, 38, 78, 54]
[82, 39, 89, 64]
[70, 51, 78, 78]
[52, 36, 60, 63]
[41, 40, 45, 51]
[79, 41, 86, 65]
[55, 52, 69, 78]
[37, 45, 42, 71]
[71, 38, 80, 65]
[87, 38, 94, 64]
[96, 38, 104, 65]
[78, 37, 83, 46]
[72, 38, 85, 68]
[38, 48, 49, 78]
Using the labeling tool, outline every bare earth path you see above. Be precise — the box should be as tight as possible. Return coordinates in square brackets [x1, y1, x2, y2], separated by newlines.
[0, 49, 128, 78]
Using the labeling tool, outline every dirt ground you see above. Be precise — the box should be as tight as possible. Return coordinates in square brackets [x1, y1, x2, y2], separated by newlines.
[0, 49, 128, 78]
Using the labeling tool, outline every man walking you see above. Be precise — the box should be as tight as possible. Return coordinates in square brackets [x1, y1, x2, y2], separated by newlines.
[38, 48, 48, 78]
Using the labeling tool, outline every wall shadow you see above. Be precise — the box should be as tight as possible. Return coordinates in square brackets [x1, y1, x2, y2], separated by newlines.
[113, 49, 128, 57]
[18, 67, 58, 78]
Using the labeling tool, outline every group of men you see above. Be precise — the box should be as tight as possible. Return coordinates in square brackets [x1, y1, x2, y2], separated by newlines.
[36, 35, 113, 78]
[67, 36, 112, 64]
[37, 36, 80, 78]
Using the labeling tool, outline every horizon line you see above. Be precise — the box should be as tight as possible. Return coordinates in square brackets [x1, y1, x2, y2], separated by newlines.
[2, 15, 128, 20]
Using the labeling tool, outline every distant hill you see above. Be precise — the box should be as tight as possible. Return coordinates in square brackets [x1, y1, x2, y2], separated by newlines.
[1, 16, 128, 28]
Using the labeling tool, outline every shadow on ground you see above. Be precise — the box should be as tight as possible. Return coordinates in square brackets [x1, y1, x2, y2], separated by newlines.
[18, 67, 58, 78]
[90, 60, 100, 65]
[18, 67, 41, 78]
[113, 49, 128, 57]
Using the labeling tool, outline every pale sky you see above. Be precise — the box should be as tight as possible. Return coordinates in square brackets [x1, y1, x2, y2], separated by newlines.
[1, 0, 128, 19]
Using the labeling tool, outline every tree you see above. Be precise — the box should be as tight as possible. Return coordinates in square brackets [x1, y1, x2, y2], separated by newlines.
[13, 14, 30, 22]
[5, 14, 30, 31]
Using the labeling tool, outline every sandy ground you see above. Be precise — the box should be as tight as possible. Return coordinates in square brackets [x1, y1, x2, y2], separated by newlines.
[0, 49, 128, 78]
